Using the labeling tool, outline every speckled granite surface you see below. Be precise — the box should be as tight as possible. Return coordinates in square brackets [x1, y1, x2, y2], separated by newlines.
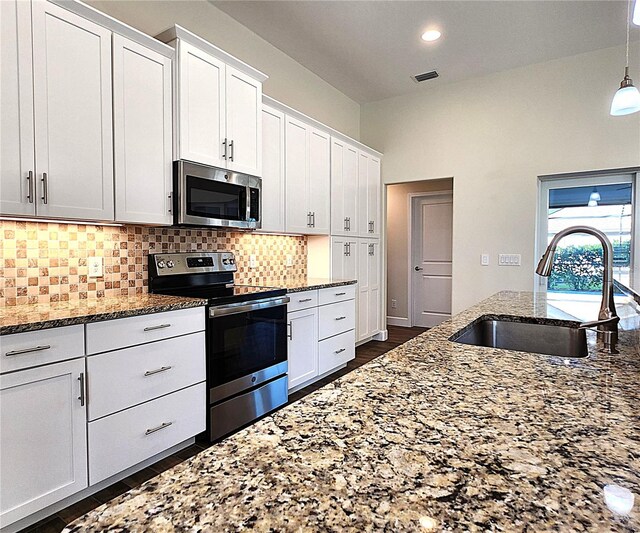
[284, 278, 357, 293]
[64, 291, 639, 532]
[0, 294, 207, 335]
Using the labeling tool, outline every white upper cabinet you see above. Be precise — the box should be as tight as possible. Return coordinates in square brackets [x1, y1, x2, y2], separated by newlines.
[113, 35, 173, 225]
[225, 66, 262, 175]
[331, 138, 359, 235]
[161, 26, 267, 177]
[176, 41, 226, 168]
[261, 104, 286, 233]
[357, 151, 381, 238]
[32, 1, 114, 221]
[0, 0, 35, 217]
[285, 116, 330, 235]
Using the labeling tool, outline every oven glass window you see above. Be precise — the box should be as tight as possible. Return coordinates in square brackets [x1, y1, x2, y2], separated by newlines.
[186, 175, 246, 221]
[208, 304, 287, 386]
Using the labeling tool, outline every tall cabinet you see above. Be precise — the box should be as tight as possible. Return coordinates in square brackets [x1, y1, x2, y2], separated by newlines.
[261, 104, 286, 233]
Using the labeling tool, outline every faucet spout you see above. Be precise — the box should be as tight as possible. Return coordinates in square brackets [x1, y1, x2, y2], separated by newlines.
[536, 225, 618, 353]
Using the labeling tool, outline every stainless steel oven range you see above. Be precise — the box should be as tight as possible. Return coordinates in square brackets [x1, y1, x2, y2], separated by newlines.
[148, 252, 289, 441]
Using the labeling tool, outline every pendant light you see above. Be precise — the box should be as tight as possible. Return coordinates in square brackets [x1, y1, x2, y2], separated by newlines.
[611, 0, 640, 116]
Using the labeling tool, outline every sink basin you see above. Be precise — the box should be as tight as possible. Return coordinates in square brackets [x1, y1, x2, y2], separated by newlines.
[450, 316, 588, 358]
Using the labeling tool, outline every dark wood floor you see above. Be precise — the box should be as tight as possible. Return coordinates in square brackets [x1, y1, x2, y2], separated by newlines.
[20, 325, 427, 533]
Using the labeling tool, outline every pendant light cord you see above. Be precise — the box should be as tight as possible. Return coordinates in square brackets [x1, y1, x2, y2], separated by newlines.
[626, 0, 631, 67]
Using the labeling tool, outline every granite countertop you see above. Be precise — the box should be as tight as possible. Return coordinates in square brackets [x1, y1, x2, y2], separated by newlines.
[65, 291, 639, 531]
[0, 294, 207, 335]
[283, 277, 357, 293]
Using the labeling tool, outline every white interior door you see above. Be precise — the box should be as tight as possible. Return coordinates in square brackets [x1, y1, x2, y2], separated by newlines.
[411, 194, 453, 328]
[32, 1, 114, 220]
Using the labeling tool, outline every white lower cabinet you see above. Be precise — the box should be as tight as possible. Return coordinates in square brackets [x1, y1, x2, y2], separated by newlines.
[0, 358, 87, 528]
[287, 305, 319, 390]
[287, 287, 356, 391]
[88, 382, 206, 485]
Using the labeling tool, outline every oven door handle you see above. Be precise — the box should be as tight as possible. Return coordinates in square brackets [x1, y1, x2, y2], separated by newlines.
[209, 296, 290, 317]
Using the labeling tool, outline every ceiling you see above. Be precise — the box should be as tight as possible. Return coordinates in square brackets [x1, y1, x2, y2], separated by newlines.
[212, 0, 638, 103]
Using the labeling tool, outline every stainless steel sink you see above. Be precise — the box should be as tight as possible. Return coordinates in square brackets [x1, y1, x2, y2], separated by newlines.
[450, 317, 588, 358]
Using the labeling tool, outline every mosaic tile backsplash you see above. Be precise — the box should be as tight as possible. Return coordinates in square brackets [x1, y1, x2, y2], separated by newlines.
[0, 221, 307, 306]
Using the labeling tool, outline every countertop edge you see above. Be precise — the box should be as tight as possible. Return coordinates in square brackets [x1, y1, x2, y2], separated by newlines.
[286, 280, 357, 293]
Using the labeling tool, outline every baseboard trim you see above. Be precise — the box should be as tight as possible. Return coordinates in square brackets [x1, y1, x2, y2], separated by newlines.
[386, 316, 410, 327]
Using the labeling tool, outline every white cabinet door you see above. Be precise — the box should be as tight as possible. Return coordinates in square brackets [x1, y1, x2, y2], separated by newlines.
[367, 156, 381, 237]
[357, 152, 370, 237]
[261, 105, 285, 232]
[113, 35, 172, 225]
[285, 115, 310, 234]
[287, 307, 318, 390]
[0, 0, 35, 216]
[226, 66, 262, 176]
[367, 240, 381, 336]
[330, 139, 358, 235]
[357, 239, 370, 341]
[177, 41, 226, 168]
[307, 127, 330, 235]
[32, 1, 114, 221]
[0, 358, 87, 528]
[331, 237, 357, 281]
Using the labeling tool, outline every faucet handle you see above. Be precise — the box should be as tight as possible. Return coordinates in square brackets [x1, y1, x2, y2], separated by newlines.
[578, 316, 620, 329]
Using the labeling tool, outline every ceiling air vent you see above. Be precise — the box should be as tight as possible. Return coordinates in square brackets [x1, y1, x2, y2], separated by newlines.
[411, 70, 439, 83]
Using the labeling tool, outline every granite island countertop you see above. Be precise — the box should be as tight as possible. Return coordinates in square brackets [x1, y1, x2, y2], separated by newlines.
[0, 294, 207, 335]
[282, 277, 357, 293]
[64, 291, 639, 532]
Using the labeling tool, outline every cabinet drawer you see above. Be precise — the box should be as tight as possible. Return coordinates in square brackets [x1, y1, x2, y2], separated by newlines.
[86, 307, 205, 354]
[287, 290, 318, 312]
[318, 329, 355, 375]
[318, 284, 356, 306]
[87, 332, 206, 421]
[0, 325, 84, 374]
[318, 300, 356, 340]
[88, 382, 206, 485]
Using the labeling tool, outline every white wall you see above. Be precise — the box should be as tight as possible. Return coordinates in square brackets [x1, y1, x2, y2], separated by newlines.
[361, 44, 640, 313]
[87, 0, 361, 139]
[386, 179, 453, 322]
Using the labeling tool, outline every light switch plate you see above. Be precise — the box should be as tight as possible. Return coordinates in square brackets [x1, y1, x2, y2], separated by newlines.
[481, 254, 489, 266]
[286, 254, 293, 267]
[249, 254, 257, 268]
[88, 256, 103, 278]
[498, 254, 521, 266]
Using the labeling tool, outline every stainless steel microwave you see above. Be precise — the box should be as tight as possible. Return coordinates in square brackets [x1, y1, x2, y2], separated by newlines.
[173, 161, 261, 229]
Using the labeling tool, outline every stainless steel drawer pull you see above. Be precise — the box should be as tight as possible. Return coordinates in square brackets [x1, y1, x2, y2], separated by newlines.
[334, 348, 346, 354]
[222, 138, 228, 160]
[298, 298, 313, 302]
[26, 170, 34, 203]
[5, 345, 51, 357]
[143, 323, 171, 332]
[335, 316, 347, 321]
[144, 366, 172, 377]
[145, 421, 173, 436]
[41, 172, 48, 204]
[229, 139, 234, 162]
[335, 292, 346, 296]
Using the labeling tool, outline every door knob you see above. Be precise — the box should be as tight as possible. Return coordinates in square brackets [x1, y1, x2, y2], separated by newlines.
[414, 266, 423, 271]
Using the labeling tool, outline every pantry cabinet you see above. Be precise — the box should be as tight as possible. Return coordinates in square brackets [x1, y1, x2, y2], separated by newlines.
[330, 138, 359, 235]
[356, 239, 381, 342]
[285, 116, 330, 234]
[357, 152, 381, 238]
[160, 26, 266, 177]
[0, 358, 88, 527]
[113, 35, 173, 225]
[261, 104, 286, 232]
[331, 236, 358, 281]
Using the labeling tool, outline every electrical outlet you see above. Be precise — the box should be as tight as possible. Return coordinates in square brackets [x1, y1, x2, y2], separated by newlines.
[481, 254, 489, 266]
[286, 254, 293, 267]
[498, 254, 521, 266]
[249, 254, 257, 268]
[88, 256, 103, 278]
[391, 299, 397, 309]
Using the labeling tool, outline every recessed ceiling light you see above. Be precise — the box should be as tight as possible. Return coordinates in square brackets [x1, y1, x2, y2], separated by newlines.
[421, 30, 441, 42]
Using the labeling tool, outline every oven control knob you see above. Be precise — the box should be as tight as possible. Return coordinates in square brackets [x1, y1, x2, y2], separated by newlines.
[157, 260, 166, 269]
[166, 260, 175, 268]
[222, 258, 229, 265]
[229, 258, 235, 264]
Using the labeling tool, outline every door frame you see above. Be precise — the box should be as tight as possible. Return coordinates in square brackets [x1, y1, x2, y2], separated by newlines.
[407, 191, 454, 327]
[536, 167, 640, 293]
